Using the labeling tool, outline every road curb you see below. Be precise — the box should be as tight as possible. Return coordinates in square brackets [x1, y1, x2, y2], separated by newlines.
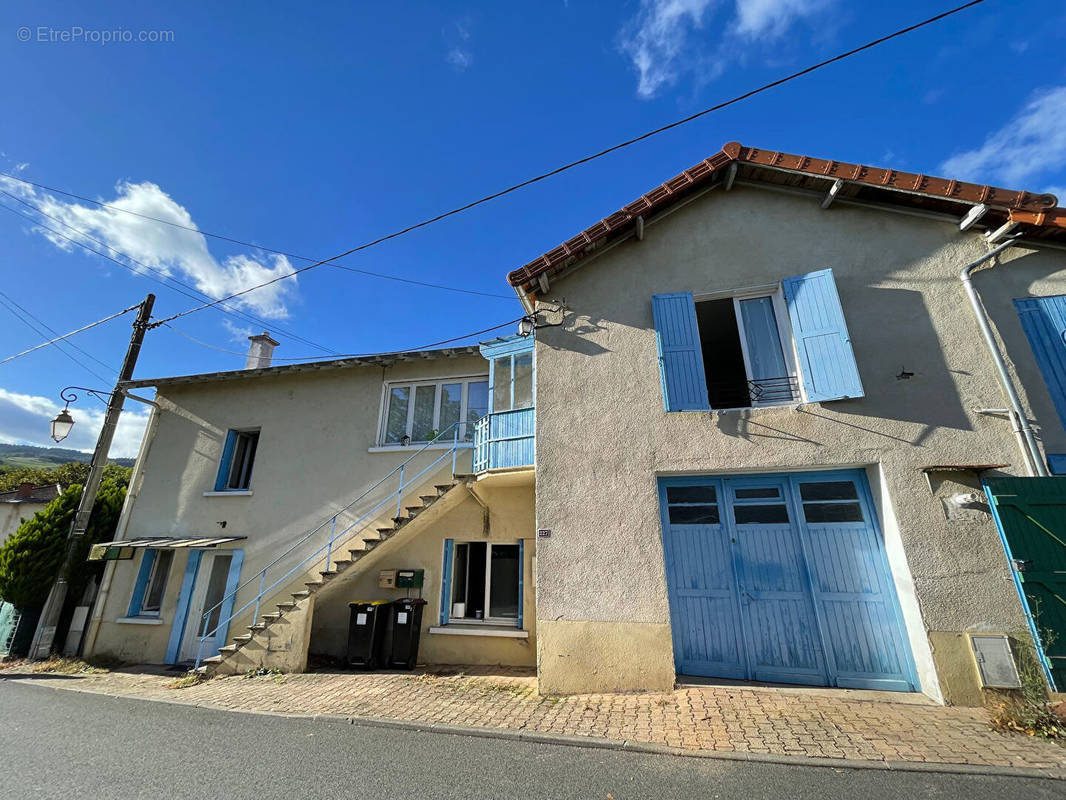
[10, 676, 1065, 781]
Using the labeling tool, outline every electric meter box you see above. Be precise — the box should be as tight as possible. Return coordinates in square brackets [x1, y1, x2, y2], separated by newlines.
[378, 570, 397, 589]
[396, 569, 424, 589]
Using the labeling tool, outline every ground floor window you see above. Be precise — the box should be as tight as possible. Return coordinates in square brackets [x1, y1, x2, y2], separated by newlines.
[128, 549, 174, 617]
[447, 541, 520, 622]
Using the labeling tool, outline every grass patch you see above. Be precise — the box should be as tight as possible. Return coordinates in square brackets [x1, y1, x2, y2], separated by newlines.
[31, 656, 116, 675]
[987, 635, 1065, 741]
[166, 670, 206, 690]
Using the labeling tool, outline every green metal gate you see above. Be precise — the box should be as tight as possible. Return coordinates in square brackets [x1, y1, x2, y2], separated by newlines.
[984, 477, 1066, 691]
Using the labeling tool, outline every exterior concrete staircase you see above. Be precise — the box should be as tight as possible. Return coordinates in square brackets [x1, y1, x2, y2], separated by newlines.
[200, 477, 469, 676]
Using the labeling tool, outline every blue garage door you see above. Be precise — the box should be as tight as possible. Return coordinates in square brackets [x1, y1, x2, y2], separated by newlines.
[659, 470, 918, 692]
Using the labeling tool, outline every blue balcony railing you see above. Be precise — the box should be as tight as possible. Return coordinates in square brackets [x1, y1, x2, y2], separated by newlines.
[472, 407, 535, 472]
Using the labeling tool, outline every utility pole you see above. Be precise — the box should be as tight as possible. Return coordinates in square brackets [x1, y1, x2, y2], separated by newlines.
[29, 293, 155, 659]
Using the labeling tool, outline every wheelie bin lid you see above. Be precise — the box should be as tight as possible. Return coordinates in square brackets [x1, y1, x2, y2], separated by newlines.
[393, 598, 428, 606]
[349, 600, 391, 607]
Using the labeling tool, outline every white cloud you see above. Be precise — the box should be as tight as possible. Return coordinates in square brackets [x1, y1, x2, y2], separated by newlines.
[446, 48, 472, 70]
[444, 21, 473, 71]
[0, 177, 297, 319]
[620, 0, 720, 99]
[221, 318, 254, 344]
[0, 387, 151, 459]
[619, 0, 832, 99]
[732, 0, 829, 39]
[939, 86, 1066, 190]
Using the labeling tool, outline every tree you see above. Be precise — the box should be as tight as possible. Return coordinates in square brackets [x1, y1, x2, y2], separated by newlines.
[0, 479, 127, 609]
[0, 462, 131, 493]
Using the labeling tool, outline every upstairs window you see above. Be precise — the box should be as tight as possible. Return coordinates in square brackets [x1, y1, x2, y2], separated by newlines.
[652, 268, 863, 412]
[695, 293, 797, 409]
[214, 429, 259, 491]
[491, 352, 533, 412]
[381, 377, 489, 445]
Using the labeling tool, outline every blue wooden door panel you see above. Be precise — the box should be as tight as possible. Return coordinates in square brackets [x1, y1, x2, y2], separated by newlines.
[790, 473, 917, 692]
[782, 269, 864, 402]
[660, 470, 917, 692]
[661, 520, 747, 678]
[727, 478, 828, 686]
[652, 293, 711, 412]
[1015, 295, 1066, 431]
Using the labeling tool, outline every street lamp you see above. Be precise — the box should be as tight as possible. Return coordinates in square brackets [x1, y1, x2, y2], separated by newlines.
[50, 407, 75, 443]
[49, 386, 115, 444]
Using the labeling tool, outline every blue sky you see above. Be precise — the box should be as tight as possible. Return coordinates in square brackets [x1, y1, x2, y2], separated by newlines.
[1, 0, 1064, 455]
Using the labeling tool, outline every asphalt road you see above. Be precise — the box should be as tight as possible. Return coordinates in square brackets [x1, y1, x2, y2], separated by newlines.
[0, 679, 1061, 800]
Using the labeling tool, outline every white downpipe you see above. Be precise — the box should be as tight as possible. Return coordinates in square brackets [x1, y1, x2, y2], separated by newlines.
[959, 238, 1049, 477]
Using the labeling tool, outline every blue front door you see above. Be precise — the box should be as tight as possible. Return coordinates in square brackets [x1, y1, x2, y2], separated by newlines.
[659, 470, 917, 691]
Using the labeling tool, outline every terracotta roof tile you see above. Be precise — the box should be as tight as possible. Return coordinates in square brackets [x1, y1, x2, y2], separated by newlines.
[507, 141, 1066, 291]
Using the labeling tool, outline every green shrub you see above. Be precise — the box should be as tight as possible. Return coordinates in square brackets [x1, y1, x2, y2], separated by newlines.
[0, 480, 127, 608]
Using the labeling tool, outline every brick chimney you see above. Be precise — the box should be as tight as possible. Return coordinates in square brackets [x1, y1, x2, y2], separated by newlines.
[245, 332, 280, 369]
[17, 482, 34, 498]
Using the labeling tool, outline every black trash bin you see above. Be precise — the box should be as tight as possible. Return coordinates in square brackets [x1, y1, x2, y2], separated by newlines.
[383, 598, 426, 670]
[347, 601, 389, 669]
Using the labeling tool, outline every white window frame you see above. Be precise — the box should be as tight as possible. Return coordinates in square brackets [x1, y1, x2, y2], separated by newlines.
[225, 429, 260, 491]
[450, 540, 521, 625]
[139, 549, 174, 614]
[377, 374, 489, 446]
[695, 285, 804, 409]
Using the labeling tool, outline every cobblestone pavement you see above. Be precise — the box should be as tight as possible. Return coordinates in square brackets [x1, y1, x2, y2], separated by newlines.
[5, 663, 1064, 774]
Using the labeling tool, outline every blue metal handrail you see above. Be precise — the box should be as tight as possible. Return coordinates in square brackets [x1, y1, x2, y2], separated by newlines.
[193, 425, 464, 668]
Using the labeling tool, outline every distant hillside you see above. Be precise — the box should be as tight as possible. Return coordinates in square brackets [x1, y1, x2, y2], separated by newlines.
[0, 443, 135, 469]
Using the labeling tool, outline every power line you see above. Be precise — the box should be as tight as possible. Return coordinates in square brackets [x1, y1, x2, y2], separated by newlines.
[162, 315, 526, 363]
[0, 289, 118, 376]
[0, 195, 340, 355]
[0, 292, 114, 390]
[0, 175, 515, 300]
[0, 301, 139, 365]
[146, 0, 988, 328]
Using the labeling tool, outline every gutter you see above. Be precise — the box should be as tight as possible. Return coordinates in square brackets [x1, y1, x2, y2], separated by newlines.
[959, 237, 1049, 477]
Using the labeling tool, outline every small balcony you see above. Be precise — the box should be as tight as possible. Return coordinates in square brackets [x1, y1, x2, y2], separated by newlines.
[472, 407, 534, 473]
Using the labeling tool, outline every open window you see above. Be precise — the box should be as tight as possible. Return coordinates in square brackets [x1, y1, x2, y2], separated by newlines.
[214, 429, 259, 491]
[652, 268, 863, 411]
[128, 549, 174, 617]
[695, 292, 799, 409]
[440, 539, 523, 627]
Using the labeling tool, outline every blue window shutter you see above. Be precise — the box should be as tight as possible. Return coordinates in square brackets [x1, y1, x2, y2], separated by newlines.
[782, 268, 864, 402]
[516, 539, 524, 630]
[214, 430, 238, 491]
[1048, 454, 1066, 475]
[127, 550, 157, 616]
[1015, 295, 1066, 432]
[651, 293, 710, 411]
[440, 539, 454, 626]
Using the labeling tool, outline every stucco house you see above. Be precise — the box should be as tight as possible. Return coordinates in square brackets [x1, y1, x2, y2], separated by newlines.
[84, 142, 1066, 706]
[83, 334, 537, 673]
[0, 482, 61, 545]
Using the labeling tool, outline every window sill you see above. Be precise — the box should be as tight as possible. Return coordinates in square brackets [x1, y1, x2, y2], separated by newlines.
[203, 490, 254, 497]
[368, 443, 474, 454]
[428, 625, 529, 639]
[116, 616, 164, 625]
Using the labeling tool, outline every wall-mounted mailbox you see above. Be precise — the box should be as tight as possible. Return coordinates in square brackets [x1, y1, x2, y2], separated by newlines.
[396, 569, 424, 589]
[378, 570, 397, 589]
